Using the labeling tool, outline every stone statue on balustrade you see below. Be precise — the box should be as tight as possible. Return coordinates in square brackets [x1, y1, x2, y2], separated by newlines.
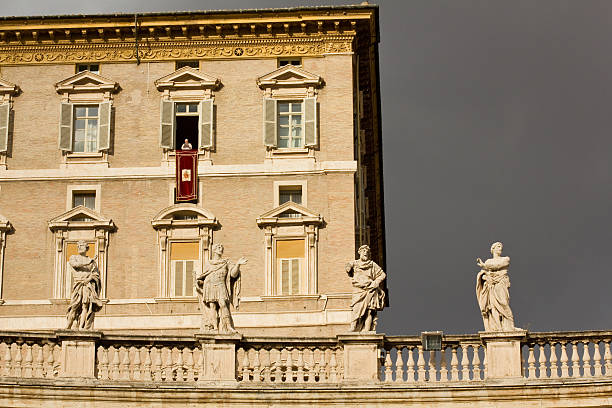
[195, 243, 247, 334]
[65, 240, 104, 330]
[476, 241, 519, 331]
[345, 245, 386, 332]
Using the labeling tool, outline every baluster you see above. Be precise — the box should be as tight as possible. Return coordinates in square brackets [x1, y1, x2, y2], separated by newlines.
[405, 346, 415, 382]
[307, 349, 317, 383]
[97, 346, 108, 380]
[23, 344, 33, 378]
[13, 344, 22, 377]
[559, 342, 569, 378]
[319, 349, 328, 382]
[132, 346, 141, 381]
[427, 350, 436, 382]
[195, 347, 203, 382]
[241, 350, 250, 382]
[262, 348, 271, 382]
[438, 348, 447, 382]
[185, 348, 195, 382]
[593, 342, 602, 377]
[450, 346, 459, 381]
[536, 343, 546, 379]
[296, 348, 305, 383]
[275, 348, 284, 383]
[142, 347, 152, 381]
[44, 343, 55, 378]
[416, 346, 426, 382]
[3, 342, 11, 377]
[582, 341, 592, 377]
[153, 347, 163, 382]
[604, 340, 612, 376]
[527, 345, 536, 378]
[34, 345, 44, 378]
[571, 342, 580, 377]
[175, 347, 184, 381]
[285, 348, 294, 383]
[394, 347, 404, 382]
[459, 345, 469, 381]
[163, 347, 173, 381]
[472, 346, 481, 380]
[549, 343, 559, 378]
[252, 349, 261, 383]
[336, 348, 344, 379]
[383, 348, 393, 382]
[110, 346, 120, 380]
[329, 349, 338, 382]
[119, 346, 130, 380]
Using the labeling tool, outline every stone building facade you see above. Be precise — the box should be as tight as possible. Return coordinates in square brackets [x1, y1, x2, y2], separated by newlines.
[0, 5, 384, 336]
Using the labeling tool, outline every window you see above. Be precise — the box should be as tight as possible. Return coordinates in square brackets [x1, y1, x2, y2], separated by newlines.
[73, 192, 96, 210]
[276, 239, 305, 295]
[279, 186, 302, 205]
[176, 61, 199, 70]
[277, 101, 303, 148]
[73, 106, 99, 152]
[170, 242, 199, 297]
[175, 102, 199, 150]
[278, 58, 302, 67]
[76, 64, 100, 74]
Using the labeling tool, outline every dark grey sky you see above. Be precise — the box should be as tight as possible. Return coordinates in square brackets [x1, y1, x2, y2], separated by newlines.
[2, 0, 610, 335]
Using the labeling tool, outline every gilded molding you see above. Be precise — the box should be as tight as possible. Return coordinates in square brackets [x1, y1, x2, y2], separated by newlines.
[0, 36, 354, 65]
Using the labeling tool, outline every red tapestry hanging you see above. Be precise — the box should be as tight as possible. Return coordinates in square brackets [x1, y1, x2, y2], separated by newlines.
[176, 150, 198, 202]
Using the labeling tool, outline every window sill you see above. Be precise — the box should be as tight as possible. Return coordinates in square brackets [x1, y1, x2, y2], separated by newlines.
[154, 297, 199, 303]
[272, 148, 309, 155]
[67, 152, 104, 158]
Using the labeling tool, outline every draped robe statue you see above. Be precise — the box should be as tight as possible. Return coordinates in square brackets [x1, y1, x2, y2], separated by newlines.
[66, 240, 103, 330]
[345, 245, 386, 332]
[476, 242, 517, 331]
[195, 243, 247, 333]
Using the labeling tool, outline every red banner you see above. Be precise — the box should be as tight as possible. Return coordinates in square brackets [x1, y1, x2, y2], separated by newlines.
[176, 150, 198, 202]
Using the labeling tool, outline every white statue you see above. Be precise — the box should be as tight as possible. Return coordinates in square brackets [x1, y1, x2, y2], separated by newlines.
[195, 243, 247, 333]
[345, 245, 386, 332]
[65, 240, 103, 330]
[476, 241, 518, 331]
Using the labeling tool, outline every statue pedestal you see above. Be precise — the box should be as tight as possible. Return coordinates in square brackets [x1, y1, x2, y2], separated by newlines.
[195, 332, 243, 383]
[479, 330, 527, 379]
[338, 332, 384, 382]
[55, 330, 102, 378]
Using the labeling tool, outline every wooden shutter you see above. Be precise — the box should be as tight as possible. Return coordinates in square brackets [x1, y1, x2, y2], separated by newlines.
[0, 103, 9, 153]
[263, 98, 277, 147]
[98, 101, 111, 151]
[58, 102, 73, 151]
[199, 99, 213, 149]
[304, 97, 317, 147]
[160, 99, 174, 149]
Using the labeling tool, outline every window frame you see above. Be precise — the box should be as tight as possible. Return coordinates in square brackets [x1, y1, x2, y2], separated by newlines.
[278, 58, 302, 67]
[277, 100, 304, 149]
[76, 63, 100, 74]
[277, 257, 302, 295]
[274, 180, 307, 207]
[66, 184, 101, 212]
[169, 240, 200, 298]
[72, 104, 100, 153]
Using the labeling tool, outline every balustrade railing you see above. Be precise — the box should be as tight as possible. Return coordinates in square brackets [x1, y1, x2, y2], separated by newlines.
[522, 331, 612, 380]
[0, 332, 60, 379]
[237, 338, 344, 383]
[381, 335, 486, 382]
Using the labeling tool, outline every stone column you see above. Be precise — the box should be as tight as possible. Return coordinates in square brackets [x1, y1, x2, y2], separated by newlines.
[195, 333, 242, 383]
[338, 333, 384, 382]
[56, 330, 102, 378]
[479, 330, 527, 379]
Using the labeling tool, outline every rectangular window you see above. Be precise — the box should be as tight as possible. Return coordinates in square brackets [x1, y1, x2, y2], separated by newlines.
[176, 61, 199, 70]
[76, 64, 100, 74]
[277, 101, 303, 148]
[279, 186, 302, 205]
[170, 242, 199, 297]
[278, 58, 302, 67]
[175, 102, 199, 150]
[73, 192, 96, 210]
[73, 105, 99, 152]
[275, 239, 305, 295]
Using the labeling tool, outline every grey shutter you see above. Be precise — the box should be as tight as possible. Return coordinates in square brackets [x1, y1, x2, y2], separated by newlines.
[59, 102, 73, 151]
[0, 103, 9, 153]
[98, 101, 111, 151]
[160, 99, 174, 149]
[304, 97, 317, 147]
[263, 98, 277, 147]
[199, 99, 213, 149]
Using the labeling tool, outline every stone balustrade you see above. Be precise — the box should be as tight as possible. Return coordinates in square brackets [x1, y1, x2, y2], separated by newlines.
[0, 330, 610, 384]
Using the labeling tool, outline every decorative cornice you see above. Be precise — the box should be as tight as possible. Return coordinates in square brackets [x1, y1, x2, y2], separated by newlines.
[257, 64, 323, 89]
[0, 36, 354, 65]
[155, 67, 220, 91]
[55, 70, 119, 94]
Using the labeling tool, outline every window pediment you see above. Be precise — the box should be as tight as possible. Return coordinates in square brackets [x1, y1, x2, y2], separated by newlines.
[257, 65, 323, 89]
[257, 202, 323, 227]
[155, 67, 221, 92]
[0, 213, 11, 232]
[48, 205, 115, 231]
[0, 77, 19, 97]
[151, 204, 218, 229]
[55, 71, 120, 95]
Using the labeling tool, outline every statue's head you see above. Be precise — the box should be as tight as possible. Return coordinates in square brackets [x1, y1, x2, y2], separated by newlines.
[358, 245, 371, 261]
[490, 241, 503, 256]
[212, 243, 224, 256]
[77, 240, 89, 256]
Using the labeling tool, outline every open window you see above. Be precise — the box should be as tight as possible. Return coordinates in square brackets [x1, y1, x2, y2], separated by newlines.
[0, 76, 20, 169]
[0, 214, 12, 304]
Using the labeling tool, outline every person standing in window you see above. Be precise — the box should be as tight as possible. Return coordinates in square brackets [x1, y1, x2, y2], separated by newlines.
[181, 138, 193, 150]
